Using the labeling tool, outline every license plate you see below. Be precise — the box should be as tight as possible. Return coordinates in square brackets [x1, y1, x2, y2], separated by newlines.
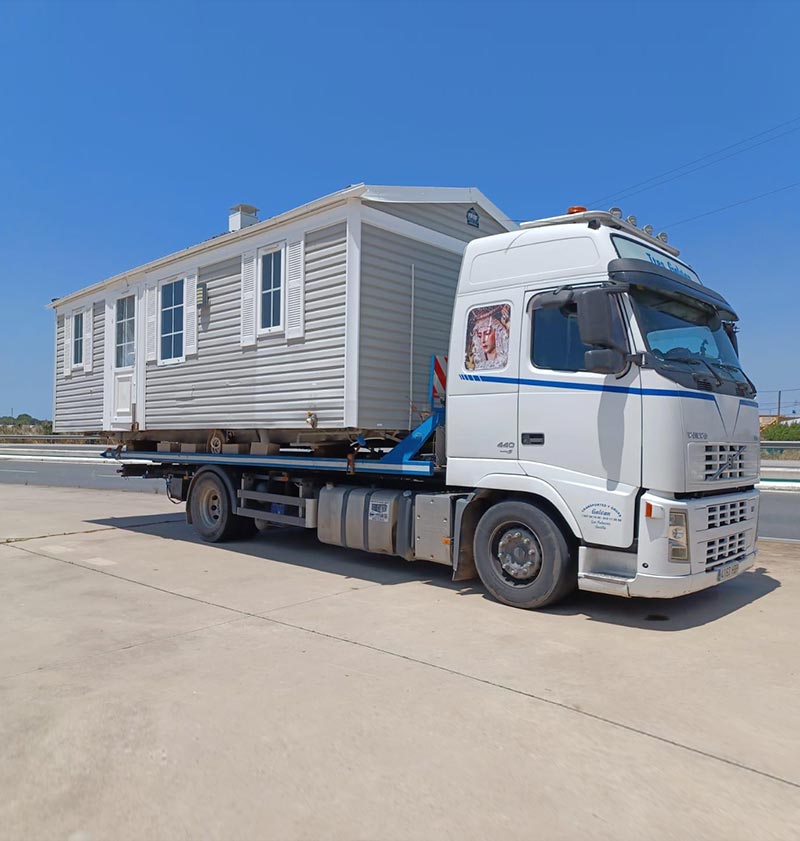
[717, 561, 740, 582]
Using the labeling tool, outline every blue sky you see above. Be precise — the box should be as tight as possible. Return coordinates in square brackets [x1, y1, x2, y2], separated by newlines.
[1, 0, 798, 419]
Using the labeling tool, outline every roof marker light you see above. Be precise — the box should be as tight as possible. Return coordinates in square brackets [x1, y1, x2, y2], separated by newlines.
[567, 206, 587, 214]
[642, 224, 654, 236]
[626, 215, 638, 227]
[657, 232, 669, 243]
[609, 207, 622, 218]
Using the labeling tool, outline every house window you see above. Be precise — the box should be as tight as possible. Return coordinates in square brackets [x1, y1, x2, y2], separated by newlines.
[259, 248, 283, 332]
[115, 295, 136, 368]
[160, 279, 184, 361]
[73, 312, 84, 366]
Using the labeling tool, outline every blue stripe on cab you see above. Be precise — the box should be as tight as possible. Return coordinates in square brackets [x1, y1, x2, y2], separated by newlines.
[458, 372, 718, 401]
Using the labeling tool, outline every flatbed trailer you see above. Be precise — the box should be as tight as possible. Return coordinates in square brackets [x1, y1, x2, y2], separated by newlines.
[107, 394, 481, 578]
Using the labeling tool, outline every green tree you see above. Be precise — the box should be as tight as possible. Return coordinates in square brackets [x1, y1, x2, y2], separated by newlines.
[762, 423, 800, 441]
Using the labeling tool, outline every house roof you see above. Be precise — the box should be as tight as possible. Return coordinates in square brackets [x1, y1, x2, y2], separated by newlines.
[48, 184, 516, 309]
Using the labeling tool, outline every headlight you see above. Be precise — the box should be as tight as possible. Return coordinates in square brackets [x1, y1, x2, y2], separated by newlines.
[668, 509, 690, 562]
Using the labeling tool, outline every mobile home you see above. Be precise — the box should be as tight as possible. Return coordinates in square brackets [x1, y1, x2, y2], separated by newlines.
[50, 185, 516, 447]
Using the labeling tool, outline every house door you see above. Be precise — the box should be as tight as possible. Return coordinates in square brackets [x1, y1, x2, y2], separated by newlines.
[111, 294, 137, 427]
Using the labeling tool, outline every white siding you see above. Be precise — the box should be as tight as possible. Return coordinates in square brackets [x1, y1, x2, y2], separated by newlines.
[357, 224, 462, 429]
[362, 201, 508, 241]
[53, 302, 105, 432]
[143, 223, 347, 430]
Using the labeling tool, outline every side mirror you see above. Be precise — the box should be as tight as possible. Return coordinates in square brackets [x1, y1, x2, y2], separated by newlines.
[723, 321, 739, 354]
[584, 347, 627, 375]
[576, 288, 623, 350]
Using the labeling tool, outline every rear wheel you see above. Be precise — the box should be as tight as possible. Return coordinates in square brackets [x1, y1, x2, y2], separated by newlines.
[189, 471, 255, 542]
[473, 500, 575, 609]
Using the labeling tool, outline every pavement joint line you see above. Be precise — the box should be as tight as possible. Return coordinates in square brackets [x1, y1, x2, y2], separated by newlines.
[1, 518, 184, 544]
[10, 541, 800, 793]
[256, 583, 386, 616]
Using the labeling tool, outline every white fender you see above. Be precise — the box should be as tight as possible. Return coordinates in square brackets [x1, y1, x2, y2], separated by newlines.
[474, 473, 584, 540]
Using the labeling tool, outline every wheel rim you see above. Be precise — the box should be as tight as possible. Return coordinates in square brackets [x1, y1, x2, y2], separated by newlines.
[490, 522, 543, 585]
[196, 483, 223, 530]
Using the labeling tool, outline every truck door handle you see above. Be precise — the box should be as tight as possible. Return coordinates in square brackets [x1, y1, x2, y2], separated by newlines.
[521, 433, 545, 445]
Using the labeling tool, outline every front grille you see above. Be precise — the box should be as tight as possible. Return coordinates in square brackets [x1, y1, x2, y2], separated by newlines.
[690, 443, 758, 483]
[705, 531, 748, 570]
[706, 499, 749, 530]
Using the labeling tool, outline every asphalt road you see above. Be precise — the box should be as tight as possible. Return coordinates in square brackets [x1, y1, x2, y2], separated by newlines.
[0, 445, 797, 539]
[0, 456, 163, 493]
[757, 490, 800, 541]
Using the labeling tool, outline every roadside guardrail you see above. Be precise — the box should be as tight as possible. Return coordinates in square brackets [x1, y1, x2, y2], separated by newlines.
[0, 434, 111, 444]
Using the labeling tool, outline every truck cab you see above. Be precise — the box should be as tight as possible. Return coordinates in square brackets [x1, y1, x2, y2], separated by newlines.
[447, 209, 759, 605]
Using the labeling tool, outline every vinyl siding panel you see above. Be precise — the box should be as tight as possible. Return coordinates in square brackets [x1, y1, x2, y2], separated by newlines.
[53, 302, 105, 432]
[144, 224, 347, 430]
[363, 201, 508, 242]
[358, 225, 462, 429]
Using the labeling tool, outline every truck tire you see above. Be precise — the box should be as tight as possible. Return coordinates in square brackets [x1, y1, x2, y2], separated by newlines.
[188, 470, 255, 543]
[473, 500, 576, 609]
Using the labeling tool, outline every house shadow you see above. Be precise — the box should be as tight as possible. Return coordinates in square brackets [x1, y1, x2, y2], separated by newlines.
[88, 513, 782, 631]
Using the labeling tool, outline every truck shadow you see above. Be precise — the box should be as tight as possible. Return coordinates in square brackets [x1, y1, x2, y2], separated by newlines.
[88, 513, 782, 631]
[542, 566, 781, 630]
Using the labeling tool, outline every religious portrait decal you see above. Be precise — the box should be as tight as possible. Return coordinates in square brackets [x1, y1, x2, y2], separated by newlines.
[465, 303, 511, 370]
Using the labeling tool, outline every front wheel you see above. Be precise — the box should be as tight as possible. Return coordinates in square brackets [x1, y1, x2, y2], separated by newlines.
[473, 501, 576, 609]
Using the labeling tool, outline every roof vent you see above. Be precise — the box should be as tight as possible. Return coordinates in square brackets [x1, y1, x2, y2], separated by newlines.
[228, 204, 259, 232]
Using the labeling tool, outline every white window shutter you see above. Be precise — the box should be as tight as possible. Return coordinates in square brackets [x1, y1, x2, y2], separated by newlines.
[240, 251, 257, 347]
[286, 240, 305, 340]
[184, 271, 198, 356]
[145, 284, 158, 361]
[63, 313, 73, 377]
[83, 305, 94, 373]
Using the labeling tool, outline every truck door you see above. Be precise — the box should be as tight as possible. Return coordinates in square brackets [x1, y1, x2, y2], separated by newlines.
[446, 291, 523, 469]
[517, 289, 642, 548]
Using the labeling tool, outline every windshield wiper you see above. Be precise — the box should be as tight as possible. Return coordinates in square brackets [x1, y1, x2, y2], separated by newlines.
[709, 360, 742, 374]
[661, 356, 723, 386]
[707, 360, 757, 395]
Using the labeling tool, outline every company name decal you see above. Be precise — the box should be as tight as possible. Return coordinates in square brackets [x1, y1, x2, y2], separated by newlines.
[581, 503, 623, 531]
[643, 251, 694, 282]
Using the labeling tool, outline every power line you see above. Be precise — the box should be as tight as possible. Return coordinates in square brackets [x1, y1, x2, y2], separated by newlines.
[593, 124, 800, 206]
[662, 180, 800, 229]
[590, 114, 800, 206]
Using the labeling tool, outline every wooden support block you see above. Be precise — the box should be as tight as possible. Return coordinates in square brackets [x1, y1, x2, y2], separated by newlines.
[222, 443, 249, 454]
[250, 442, 281, 455]
[157, 441, 181, 453]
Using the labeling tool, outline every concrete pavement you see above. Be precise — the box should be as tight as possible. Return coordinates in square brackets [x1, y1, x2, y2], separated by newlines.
[1, 485, 799, 840]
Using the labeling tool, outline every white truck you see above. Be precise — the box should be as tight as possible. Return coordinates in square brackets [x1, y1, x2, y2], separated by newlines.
[112, 207, 760, 609]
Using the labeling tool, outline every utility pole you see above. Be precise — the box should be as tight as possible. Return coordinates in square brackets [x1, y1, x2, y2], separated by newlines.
[777, 390, 782, 419]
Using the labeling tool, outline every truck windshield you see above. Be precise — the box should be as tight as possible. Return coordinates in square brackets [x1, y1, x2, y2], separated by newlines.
[631, 289, 755, 397]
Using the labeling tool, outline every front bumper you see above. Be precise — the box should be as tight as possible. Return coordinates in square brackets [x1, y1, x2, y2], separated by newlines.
[578, 549, 756, 598]
[578, 488, 759, 599]
[627, 550, 756, 597]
